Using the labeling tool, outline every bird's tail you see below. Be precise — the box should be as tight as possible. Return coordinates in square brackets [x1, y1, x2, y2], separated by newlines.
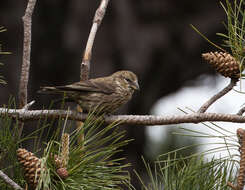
[38, 86, 74, 103]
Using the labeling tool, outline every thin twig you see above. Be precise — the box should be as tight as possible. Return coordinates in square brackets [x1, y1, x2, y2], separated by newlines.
[1, 108, 245, 125]
[0, 170, 23, 190]
[19, 0, 37, 108]
[227, 181, 237, 190]
[18, 0, 37, 137]
[198, 78, 238, 113]
[22, 100, 35, 110]
[237, 107, 245, 116]
[80, 0, 110, 80]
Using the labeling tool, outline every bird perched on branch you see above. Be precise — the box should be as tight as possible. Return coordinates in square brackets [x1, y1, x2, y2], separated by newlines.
[39, 70, 139, 114]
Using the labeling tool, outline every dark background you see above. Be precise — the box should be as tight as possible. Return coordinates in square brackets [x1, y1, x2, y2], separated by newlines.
[0, 0, 225, 188]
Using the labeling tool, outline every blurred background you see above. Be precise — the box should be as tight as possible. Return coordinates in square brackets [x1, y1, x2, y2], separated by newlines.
[1, 0, 241, 188]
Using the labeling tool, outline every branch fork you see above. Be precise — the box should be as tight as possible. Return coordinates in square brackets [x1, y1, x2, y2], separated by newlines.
[198, 78, 238, 113]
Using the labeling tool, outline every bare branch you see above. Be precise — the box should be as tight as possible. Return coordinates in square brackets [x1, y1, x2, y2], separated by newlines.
[80, 0, 110, 80]
[237, 107, 245, 116]
[198, 78, 238, 113]
[227, 181, 237, 190]
[0, 170, 23, 190]
[18, 0, 37, 138]
[1, 108, 245, 125]
[19, 0, 37, 108]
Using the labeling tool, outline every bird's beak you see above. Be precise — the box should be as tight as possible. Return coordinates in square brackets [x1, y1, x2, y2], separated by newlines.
[133, 81, 140, 90]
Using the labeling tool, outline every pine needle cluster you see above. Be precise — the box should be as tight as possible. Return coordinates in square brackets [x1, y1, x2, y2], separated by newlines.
[136, 155, 237, 190]
[136, 106, 240, 189]
[192, 0, 245, 78]
[34, 113, 132, 190]
[218, 0, 245, 70]
[0, 98, 132, 190]
[0, 99, 25, 188]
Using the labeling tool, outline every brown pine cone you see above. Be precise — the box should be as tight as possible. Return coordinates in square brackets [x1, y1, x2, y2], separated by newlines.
[56, 168, 69, 179]
[202, 51, 240, 78]
[17, 148, 41, 189]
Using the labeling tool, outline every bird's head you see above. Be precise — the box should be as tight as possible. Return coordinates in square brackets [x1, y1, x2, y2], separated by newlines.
[112, 70, 139, 91]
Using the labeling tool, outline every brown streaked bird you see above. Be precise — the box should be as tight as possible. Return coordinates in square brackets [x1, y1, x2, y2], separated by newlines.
[39, 70, 139, 114]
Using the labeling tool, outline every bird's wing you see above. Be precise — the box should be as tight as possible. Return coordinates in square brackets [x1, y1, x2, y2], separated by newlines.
[55, 77, 115, 94]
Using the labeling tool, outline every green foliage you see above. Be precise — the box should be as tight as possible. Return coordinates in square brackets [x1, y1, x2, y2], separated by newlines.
[192, 0, 245, 77]
[136, 106, 239, 189]
[136, 155, 237, 190]
[36, 113, 132, 190]
[0, 99, 25, 188]
[0, 98, 132, 189]
[136, 132, 238, 190]
[219, 0, 245, 67]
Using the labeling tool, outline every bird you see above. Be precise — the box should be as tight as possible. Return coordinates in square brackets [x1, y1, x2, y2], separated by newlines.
[39, 70, 139, 114]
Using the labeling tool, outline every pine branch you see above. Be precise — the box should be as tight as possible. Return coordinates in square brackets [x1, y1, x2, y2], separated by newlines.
[80, 0, 110, 80]
[0, 170, 23, 190]
[1, 107, 245, 126]
[198, 78, 238, 113]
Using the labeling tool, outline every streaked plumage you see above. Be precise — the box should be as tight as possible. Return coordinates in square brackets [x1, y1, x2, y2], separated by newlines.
[39, 70, 139, 113]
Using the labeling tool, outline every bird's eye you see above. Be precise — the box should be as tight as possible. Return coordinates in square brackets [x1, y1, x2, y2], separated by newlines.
[124, 78, 131, 83]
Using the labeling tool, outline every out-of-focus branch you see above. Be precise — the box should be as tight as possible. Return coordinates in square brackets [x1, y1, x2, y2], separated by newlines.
[228, 128, 245, 190]
[198, 78, 238, 113]
[80, 0, 110, 81]
[18, 0, 37, 137]
[2, 108, 245, 125]
[237, 107, 245, 116]
[0, 170, 23, 190]
[237, 130, 245, 190]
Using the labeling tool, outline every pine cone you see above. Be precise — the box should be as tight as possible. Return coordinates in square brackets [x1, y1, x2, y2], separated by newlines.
[57, 168, 69, 179]
[202, 51, 240, 78]
[53, 133, 70, 179]
[17, 148, 41, 189]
